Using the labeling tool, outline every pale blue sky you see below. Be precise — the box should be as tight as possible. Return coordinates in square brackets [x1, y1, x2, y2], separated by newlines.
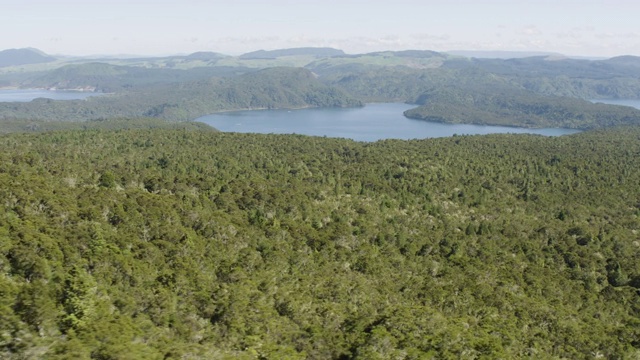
[1, 0, 638, 57]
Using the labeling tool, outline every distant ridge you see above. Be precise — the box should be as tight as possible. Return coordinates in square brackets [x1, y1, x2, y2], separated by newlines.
[352, 50, 445, 59]
[388, 50, 444, 58]
[604, 55, 640, 67]
[447, 50, 563, 59]
[184, 51, 228, 61]
[0, 48, 56, 67]
[239, 47, 345, 59]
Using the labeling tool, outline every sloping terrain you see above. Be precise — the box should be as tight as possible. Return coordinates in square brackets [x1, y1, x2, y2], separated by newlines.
[1, 126, 639, 358]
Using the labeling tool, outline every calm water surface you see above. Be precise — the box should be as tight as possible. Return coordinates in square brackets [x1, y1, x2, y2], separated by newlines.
[591, 99, 640, 109]
[0, 89, 99, 102]
[197, 103, 581, 142]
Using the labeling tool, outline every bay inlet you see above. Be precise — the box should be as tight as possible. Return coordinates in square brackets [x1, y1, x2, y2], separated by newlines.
[197, 103, 582, 142]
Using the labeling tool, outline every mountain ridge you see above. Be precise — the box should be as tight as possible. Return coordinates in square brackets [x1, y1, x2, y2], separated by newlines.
[0, 48, 57, 67]
[239, 47, 346, 59]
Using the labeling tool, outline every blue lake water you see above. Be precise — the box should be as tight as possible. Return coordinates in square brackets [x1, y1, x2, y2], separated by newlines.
[591, 99, 640, 109]
[0, 89, 99, 102]
[197, 103, 582, 142]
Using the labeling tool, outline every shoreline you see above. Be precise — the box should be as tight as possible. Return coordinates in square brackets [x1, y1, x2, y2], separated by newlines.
[195, 102, 581, 141]
[0, 87, 99, 92]
[197, 103, 364, 116]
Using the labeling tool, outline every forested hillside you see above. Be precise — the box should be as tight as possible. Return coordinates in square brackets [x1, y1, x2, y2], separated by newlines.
[311, 51, 640, 102]
[403, 83, 640, 129]
[318, 65, 640, 129]
[0, 117, 216, 134]
[17, 62, 255, 92]
[0, 67, 362, 122]
[1, 126, 639, 359]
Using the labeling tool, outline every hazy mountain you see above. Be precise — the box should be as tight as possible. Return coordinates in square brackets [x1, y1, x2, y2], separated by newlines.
[441, 55, 640, 79]
[447, 50, 563, 59]
[0, 48, 56, 67]
[184, 51, 228, 60]
[399, 50, 445, 58]
[239, 47, 345, 59]
[603, 55, 640, 68]
[21, 62, 256, 92]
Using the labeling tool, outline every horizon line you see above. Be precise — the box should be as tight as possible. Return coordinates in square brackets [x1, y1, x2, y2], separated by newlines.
[4, 46, 629, 61]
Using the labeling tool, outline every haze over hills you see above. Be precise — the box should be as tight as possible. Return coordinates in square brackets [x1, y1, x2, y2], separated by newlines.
[445, 50, 602, 60]
[0, 48, 57, 68]
[1, 47, 636, 73]
[239, 47, 345, 59]
[1, 46, 640, 130]
[0, 46, 631, 68]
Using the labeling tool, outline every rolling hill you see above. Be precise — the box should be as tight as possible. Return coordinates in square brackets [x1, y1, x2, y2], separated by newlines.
[0, 48, 56, 68]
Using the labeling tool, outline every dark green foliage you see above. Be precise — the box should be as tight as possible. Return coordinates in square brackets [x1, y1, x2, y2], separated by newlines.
[0, 117, 215, 134]
[1, 126, 640, 358]
[403, 83, 640, 129]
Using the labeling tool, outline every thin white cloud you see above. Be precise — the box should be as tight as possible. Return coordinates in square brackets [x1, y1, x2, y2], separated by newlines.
[519, 25, 542, 36]
[594, 32, 640, 40]
[410, 33, 451, 41]
[555, 31, 582, 39]
[622, 32, 640, 39]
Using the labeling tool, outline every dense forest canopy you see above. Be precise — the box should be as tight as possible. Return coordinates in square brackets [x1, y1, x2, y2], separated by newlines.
[1, 125, 639, 358]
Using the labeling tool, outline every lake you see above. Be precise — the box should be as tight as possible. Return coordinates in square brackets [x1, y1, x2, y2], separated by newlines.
[197, 103, 581, 142]
[0, 89, 100, 102]
[591, 99, 640, 109]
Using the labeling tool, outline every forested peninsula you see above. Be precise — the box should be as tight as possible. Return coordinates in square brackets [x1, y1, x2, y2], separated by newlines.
[1, 126, 640, 358]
